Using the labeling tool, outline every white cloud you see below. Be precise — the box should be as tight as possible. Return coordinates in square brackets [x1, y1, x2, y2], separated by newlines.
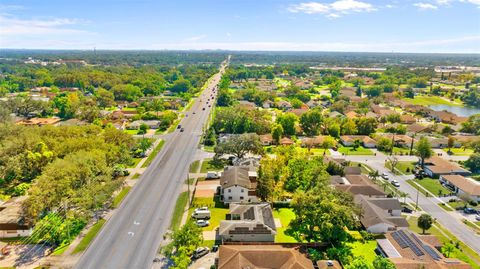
[0, 14, 87, 35]
[413, 2, 438, 9]
[288, 0, 376, 17]
[185, 35, 207, 42]
[461, 0, 480, 6]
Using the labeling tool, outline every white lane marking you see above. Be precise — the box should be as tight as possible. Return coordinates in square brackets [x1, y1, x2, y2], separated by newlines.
[134, 221, 140, 225]
[128, 231, 135, 237]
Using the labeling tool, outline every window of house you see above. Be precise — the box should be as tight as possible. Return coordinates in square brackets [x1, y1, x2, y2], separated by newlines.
[241, 189, 244, 193]
[240, 196, 244, 200]
[228, 189, 231, 193]
[228, 196, 232, 200]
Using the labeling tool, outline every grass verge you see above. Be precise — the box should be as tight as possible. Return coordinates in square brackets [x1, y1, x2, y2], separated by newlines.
[170, 191, 189, 230]
[200, 158, 225, 173]
[190, 160, 200, 173]
[406, 178, 451, 197]
[112, 186, 131, 208]
[72, 219, 106, 254]
[142, 140, 165, 168]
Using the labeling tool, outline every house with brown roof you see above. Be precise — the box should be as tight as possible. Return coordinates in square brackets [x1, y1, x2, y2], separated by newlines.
[400, 114, 417, 124]
[301, 135, 334, 148]
[440, 175, 480, 202]
[219, 203, 276, 243]
[0, 197, 32, 238]
[345, 111, 359, 119]
[220, 166, 259, 203]
[423, 157, 471, 178]
[377, 230, 472, 269]
[280, 137, 295, 146]
[429, 111, 467, 125]
[354, 195, 408, 234]
[340, 135, 377, 148]
[16, 117, 61, 126]
[381, 134, 416, 148]
[277, 100, 292, 110]
[289, 108, 309, 117]
[218, 245, 315, 269]
[407, 123, 431, 134]
[259, 134, 274, 146]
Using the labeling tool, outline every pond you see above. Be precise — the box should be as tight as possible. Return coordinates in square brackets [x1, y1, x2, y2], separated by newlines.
[428, 104, 480, 117]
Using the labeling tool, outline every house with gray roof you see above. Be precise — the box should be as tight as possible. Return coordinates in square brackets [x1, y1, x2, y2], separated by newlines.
[354, 195, 408, 234]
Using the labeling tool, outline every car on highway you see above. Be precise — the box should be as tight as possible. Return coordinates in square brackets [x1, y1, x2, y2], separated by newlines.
[391, 180, 400, 187]
[196, 219, 210, 227]
[381, 172, 389, 180]
[192, 247, 209, 260]
[177, 124, 181, 129]
[180, 128, 184, 132]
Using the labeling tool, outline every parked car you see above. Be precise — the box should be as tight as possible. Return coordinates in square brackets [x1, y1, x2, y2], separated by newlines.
[192, 208, 211, 219]
[177, 124, 181, 129]
[206, 171, 220, 179]
[463, 207, 477, 214]
[475, 215, 480, 221]
[211, 245, 219, 252]
[180, 128, 184, 132]
[391, 180, 400, 187]
[192, 247, 209, 260]
[402, 206, 413, 213]
[381, 173, 389, 180]
[196, 219, 210, 227]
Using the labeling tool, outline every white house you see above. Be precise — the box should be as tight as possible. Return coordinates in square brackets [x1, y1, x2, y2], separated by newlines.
[220, 166, 258, 203]
[440, 175, 480, 202]
[0, 197, 32, 238]
[219, 203, 276, 242]
[354, 195, 408, 234]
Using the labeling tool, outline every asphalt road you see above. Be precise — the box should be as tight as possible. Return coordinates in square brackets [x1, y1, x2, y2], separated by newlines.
[74, 59, 228, 269]
[345, 154, 480, 255]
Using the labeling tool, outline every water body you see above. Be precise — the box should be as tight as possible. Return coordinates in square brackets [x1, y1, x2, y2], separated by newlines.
[428, 104, 480, 117]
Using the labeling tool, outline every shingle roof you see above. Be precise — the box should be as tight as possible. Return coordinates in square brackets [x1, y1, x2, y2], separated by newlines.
[220, 166, 253, 189]
[218, 245, 314, 269]
[219, 203, 276, 237]
[442, 175, 480, 196]
[354, 195, 408, 229]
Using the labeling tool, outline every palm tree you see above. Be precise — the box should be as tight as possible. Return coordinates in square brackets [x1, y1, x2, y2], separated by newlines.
[381, 180, 390, 192]
[442, 243, 455, 258]
[399, 192, 409, 204]
[369, 170, 380, 183]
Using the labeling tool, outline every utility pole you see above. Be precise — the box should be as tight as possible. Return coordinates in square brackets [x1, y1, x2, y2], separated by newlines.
[415, 186, 419, 210]
[187, 173, 191, 208]
[390, 131, 396, 156]
[410, 133, 416, 156]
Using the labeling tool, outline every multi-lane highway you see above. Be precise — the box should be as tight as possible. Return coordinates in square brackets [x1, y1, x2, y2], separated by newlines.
[75, 58, 229, 269]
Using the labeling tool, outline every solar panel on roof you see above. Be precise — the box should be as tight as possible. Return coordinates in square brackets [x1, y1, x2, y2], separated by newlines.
[423, 245, 441, 260]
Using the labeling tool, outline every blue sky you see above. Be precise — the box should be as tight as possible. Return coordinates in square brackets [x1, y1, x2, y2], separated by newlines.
[0, 0, 479, 52]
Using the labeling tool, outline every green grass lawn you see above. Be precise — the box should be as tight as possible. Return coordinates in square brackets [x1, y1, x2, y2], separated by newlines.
[349, 162, 372, 174]
[170, 191, 189, 230]
[297, 147, 331, 156]
[338, 146, 374, 155]
[131, 173, 141, 180]
[348, 240, 378, 265]
[190, 160, 200, 173]
[112, 186, 131, 208]
[442, 148, 474, 156]
[273, 208, 298, 243]
[407, 178, 452, 197]
[72, 219, 106, 254]
[124, 129, 139, 135]
[189, 197, 228, 231]
[203, 145, 215, 153]
[386, 161, 416, 175]
[128, 157, 142, 168]
[141, 140, 165, 168]
[402, 95, 462, 106]
[200, 158, 225, 173]
[51, 242, 70, 255]
[407, 216, 480, 269]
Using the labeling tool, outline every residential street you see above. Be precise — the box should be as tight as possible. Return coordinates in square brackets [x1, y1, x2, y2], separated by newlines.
[344, 152, 480, 255]
[74, 59, 228, 269]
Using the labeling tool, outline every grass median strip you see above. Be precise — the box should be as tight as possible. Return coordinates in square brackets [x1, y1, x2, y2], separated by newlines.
[142, 140, 165, 168]
[72, 219, 106, 254]
[170, 191, 189, 230]
[112, 186, 131, 208]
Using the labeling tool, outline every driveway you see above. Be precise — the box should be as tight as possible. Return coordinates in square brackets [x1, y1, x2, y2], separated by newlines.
[345, 155, 480, 255]
[189, 252, 216, 269]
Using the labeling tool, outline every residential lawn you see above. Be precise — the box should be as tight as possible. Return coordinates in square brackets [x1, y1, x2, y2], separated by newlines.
[338, 146, 373, 156]
[200, 158, 225, 173]
[190, 160, 200, 173]
[112, 186, 131, 208]
[402, 95, 462, 106]
[446, 200, 480, 210]
[407, 216, 480, 269]
[128, 157, 142, 168]
[392, 147, 411, 155]
[142, 140, 165, 168]
[51, 242, 70, 255]
[442, 148, 474, 156]
[349, 162, 373, 174]
[203, 145, 215, 153]
[124, 129, 139, 135]
[297, 147, 331, 156]
[386, 161, 416, 175]
[170, 191, 189, 230]
[122, 107, 137, 111]
[131, 173, 141, 180]
[406, 178, 452, 197]
[72, 219, 106, 254]
[189, 197, 229, 231]
[273, 208, 298, 243]
[348, 240, 378, 265]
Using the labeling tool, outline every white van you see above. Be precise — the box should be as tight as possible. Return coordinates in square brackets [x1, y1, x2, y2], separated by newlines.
[191, 208, 211, 219]
[206, 171, 220, 179]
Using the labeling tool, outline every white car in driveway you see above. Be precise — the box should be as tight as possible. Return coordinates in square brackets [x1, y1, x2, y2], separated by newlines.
[196, 220, 210, 227]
